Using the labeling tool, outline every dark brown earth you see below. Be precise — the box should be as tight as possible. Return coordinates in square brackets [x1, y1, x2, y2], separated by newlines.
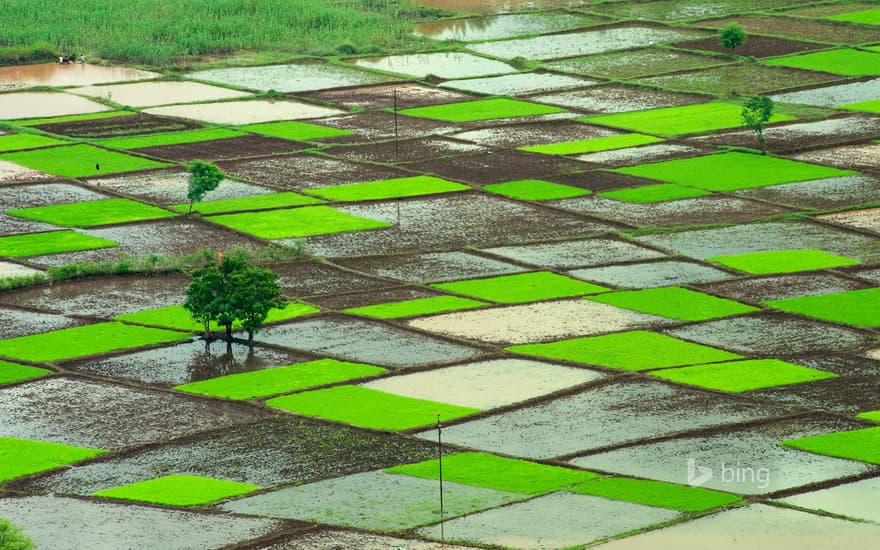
[135, 135, 312, 162]
[34, 113, 201, 138]
[219, 153, 408, 190]
[697, 15, 880, 44]
[407, 149, 589, 185]
[303, 82, 476, 110]
[673, 35, 828, 58]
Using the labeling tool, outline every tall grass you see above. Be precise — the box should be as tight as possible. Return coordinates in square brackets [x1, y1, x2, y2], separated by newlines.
[0, 0, 443, 66]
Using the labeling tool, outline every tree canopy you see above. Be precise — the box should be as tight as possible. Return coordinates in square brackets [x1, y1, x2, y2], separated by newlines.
[186, 160, 224, 213]
[719, 23, 747, 51]
[741, 95, 775, 154]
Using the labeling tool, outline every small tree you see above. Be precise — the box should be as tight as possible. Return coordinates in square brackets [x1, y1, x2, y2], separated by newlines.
[231, 265, 285, 343]
[0, 518, 35, 550]
[186, 160, 224, 213]
[741, 95, 775, 154]
[719, 23, 747, 51]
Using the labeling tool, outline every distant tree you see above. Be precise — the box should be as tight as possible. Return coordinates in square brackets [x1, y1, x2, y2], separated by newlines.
[0, 518, 34, 550]
[186, 160, 224, 213]
[741, 95, 775, 154]
[231, 265, 285, 344]
[719, 23, 747, 51]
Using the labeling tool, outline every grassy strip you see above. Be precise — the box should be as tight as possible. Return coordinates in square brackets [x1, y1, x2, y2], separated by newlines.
[207, 206, 392, 239]
[344, 295, 487, 319]
[612, 152, 853, 192]
[239, 120, 354, 141]
[649, 359, 837, 392]
[766, 48, 880, 76]
[266, 385, 480, 431]
[581, 102, 793, 136]
[0, 437, 105, 482]
[0, 322, 190, 362]
[115, 302, 318, 332]
[520, 133, 664, 155]
[483, 179, 591, 200]
[507, 330, 742, 371]
[858, 411, 880, 423]
[0, 359, 52, 385]
[0, 230, 117, 258]
[783, 427, 880, 464]
[432, 271, 607, 304]
[175, 358, 386, 400]
[7, 198, 176, 227]
[598, 183, 711, 203]
[0, 134, 67, 152]
[95, 128, 244, 150]
[707, 249, 860, 274]
[171, 192, 323, 214]
[15, 111, 135, 127]
[399, 98, 565, 122]
[585, 286, 758, 321]
[829, 8, 880, 24]
[764, 288, 880, 327]
[94, 475, 260, 506]
[0, 144, 170, 177]
[837, 99, 880, 114]
[571, 477, 742, 512]
[387, 452, 598, 494]
[306, 175, 469, 202]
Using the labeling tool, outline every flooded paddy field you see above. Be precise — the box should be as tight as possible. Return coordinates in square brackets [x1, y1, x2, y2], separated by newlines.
[1, 1, 879, 548]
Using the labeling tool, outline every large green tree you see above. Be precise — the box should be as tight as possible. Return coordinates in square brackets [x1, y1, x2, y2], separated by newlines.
[186, 160, 224, 214]
[0, 518, 34, 550]
[741, 95, 775, 154]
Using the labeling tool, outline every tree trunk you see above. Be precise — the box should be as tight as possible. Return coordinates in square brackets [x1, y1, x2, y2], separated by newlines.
[225, 322, 233, 343]
[248, 330, 254, 345]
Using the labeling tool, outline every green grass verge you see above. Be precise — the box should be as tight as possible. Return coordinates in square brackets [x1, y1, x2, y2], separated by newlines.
[207, 205, 392, 239]
[707, 249, 860, 274]
[858, 411, 880, 423]
[171, 192, 324, 214]
[175, 359, 387, 400]
[598, 183, 712, 204]
[387, 452, 598, 494]
[519, 133, 664, 155]
[266, 385, 480, 431]
[0, 359, 51, 385]
[612, 152, 853, 192]
[95, 128, 245, 150]
[649, 359, 837, 392]
[586, 286, 758, 321]
[764, 287, 880, 327]
[828, 7, 880, 24]
[507, 330, 742, 371]
[783, 427, 880, 464]
[0, 134, 67, 152]
[399, 98, 566, 122]
[765, 48, 880, 76]
[0, 437, 105, 482]
[0, 144, 171, 177]
[7, 198, 176, 227]
[239, 120, 355, 141]
[93, 475, 260, 506]
[0, 230, 117, 258]
[115, 302, 318, 332]
[581, 102, 793, 136]
[432, 271, 608, 303]
[344, 295, 487, 319]
[482, 179, 591, 200]
[837, 99, 880, 114]
[571, 477, 742, 512]
[16, 111, 135, 127]
[306, 175, 469, 202]
[0, 322, 191, 362]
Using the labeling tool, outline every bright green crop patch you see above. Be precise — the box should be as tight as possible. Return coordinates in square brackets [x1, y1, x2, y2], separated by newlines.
[96, 128, 244, 150]
[838, 99, 880, 114]
[519, 133, 664, 155]
[0, 359, 51, 385]
[783, 427, 880, 464]
[586, 286, 758, 321]
[708, 249, 860, 274]
[0, 144, 171, 177]
[16, 111, 135, 127]
[171, 192, 324, 214]
[858, 411, 880, 423]
[0, 230, 117, 258]
[0, 322, 190, 362]
[0, 134, 67, 152]
[8, 198, 175, 227]
[266, 385, 480, 431]
[306, 175, 469, 202]
[433, 271, 607, 303]
[649, 359, 837, 392]
[764, 287, 880, 327]
[0, 437, 105, 482]
[344, 295, 487, 319]
[582, 102, 793, 136]
[239, 120, 355, 141]
[116, 302, 318, 331]
[207, 206, 391, 238]
[613, 152, 853, 192]
[387, 452, 598, 494]
[598, 183, 711, 203]
[399, 98, 565, 122]
[766, 48, 880, 76]
[508, 330, 742, 371]
[829, 7, 880, 24]
[571, 477, 742, 512]
[483, 179, 591, 200]
[175, 358, 386, 400]
[94, 475, 260, 506]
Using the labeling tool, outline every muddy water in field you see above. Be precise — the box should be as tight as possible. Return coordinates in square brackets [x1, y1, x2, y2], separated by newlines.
[414, 12, 598, 41]
[0, 63, 159, 91]
[0, 91, 110, 120]
[411, 0, 590, 14]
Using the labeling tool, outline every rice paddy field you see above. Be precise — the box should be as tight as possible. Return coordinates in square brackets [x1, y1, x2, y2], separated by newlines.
[1, 0, 880, 548]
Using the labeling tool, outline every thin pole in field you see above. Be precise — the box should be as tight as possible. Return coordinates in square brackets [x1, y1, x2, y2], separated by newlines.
[393, 88, 399, 158]
[437, 413, 444, 543]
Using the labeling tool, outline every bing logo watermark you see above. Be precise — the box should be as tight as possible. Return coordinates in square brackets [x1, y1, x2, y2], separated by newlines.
[687, 458, 770, 489]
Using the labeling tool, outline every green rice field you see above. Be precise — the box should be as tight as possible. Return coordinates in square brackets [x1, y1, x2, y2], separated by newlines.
[482, 179, 591, 200]
[571, 477, 742, 512]
[586, 286, 758, 321]
[306, 175, 469, 202]
[519, 134, 664, 155]
[115, 302, 318, 331]
[239, 120, 355, 141]
[707, 249, 860, 274]
[93, 475, 260, 506]
[0, 437, 105, 482]
[95, 128, 245, 150]
[399, 98, 565, 122]
[0, 230, 117, 258]
[7, 198, 176, 227]
[432, 271, 607, 303]
[0, 144, 171, 177]
[0, 134, 67, 152]
[0, 360, 52, 385]
[344, 295, 486, 319]
[598, 183, 711, 203]
[171, 192, 323, 215]
[207, 206, 392, 238]
[783, 427, 880, 464]
[765, 48, 880, 76]
[649, 359, 837, 392]
[764, 288, 880, 327]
